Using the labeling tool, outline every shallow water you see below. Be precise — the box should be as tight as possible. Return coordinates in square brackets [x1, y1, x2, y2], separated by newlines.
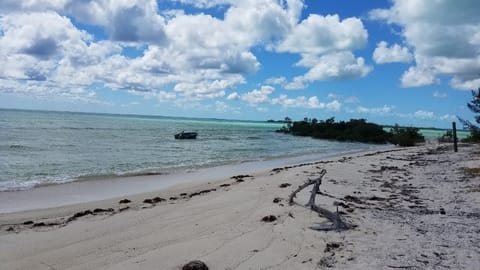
[0, 109, 386, 191]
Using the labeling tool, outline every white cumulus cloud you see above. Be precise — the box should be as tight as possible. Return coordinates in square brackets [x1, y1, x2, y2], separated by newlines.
[373, 41, 413, 64]
[400, 67, 439, 88]
[0, 0, 377, 111]
[287, 52, 372, 89]
[356, 105, 395, 115]
[277, 14, 367, 55]
[433, 91, 447, 98]
[370, 0, 480, 90]
[277, 13, 371, 89]
[414, 110, 435, 119]
[241, 85, 275, 106]
[271, 95, 342, 111]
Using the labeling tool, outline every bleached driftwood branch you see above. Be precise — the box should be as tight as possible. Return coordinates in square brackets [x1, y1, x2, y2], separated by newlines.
[289, 169, 350, 231]
[289, 169, 326, 205]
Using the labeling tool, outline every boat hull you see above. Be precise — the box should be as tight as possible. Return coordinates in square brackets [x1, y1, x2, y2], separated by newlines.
[174, 132, 198, 139]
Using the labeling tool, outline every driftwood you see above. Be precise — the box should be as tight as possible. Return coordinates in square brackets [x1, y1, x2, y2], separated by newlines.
[289, 169, 350, 231]
[289, 170, 326, 205]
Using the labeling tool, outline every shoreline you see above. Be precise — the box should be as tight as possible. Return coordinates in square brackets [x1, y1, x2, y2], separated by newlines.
[1, 143, 479, 269]
[0, 146, 389, 214]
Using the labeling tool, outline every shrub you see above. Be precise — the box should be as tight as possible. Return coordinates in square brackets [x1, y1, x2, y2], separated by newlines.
[438, 130, 454, 143]
[286, 118, 390, 144]
[389, 125, 425, 147]
[461, 128, 480, 143]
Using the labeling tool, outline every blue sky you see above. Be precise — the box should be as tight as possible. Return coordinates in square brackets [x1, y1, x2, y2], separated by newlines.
[0, 0, 479, 128]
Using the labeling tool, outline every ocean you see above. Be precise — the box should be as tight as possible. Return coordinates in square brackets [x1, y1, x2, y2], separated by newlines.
[0, 109, 415, 192]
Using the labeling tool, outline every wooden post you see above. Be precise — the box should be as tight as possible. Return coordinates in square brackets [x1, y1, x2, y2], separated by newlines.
[452, 122, 458, 152]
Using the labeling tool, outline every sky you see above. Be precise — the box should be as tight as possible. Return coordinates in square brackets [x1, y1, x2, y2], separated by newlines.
[0, 0, 479, 128]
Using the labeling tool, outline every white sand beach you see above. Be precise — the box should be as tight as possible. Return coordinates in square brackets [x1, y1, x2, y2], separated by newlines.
[1, 143, 479, 270]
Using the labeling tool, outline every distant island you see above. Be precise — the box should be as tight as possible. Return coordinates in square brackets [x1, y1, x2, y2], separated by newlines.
[266, 117, 292, 124]
[276, 117, 425, 147]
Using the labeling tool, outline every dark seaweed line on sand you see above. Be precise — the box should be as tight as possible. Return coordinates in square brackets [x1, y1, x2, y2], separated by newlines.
[2, 174, 255, 233]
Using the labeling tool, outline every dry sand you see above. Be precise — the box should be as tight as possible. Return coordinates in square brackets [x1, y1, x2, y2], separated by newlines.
[0, 143, 479, 269]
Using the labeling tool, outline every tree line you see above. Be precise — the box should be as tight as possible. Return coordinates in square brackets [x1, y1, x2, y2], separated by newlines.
[277, 117, 425, 147]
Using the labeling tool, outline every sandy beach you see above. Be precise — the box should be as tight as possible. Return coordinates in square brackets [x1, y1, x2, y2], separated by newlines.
[1, 143, 479, 270]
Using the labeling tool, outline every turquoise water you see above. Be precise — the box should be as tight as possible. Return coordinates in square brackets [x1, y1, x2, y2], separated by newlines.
[383, 127, 470, 140]
[0, 109, 386, 191]
[418, 128, 470, 140]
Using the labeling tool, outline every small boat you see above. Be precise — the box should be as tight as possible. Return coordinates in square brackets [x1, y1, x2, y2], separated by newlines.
[174, 131, 198, 139]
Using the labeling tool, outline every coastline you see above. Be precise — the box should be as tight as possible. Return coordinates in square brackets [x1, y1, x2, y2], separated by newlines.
[0, 147, 387, 214]
[1, 143, 479, 269]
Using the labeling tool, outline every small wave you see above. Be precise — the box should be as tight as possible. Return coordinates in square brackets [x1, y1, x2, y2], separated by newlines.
[0, 176, 76, 192]
[75, 170, 167, 182]
[6, 144, 35, 150]
[246, 136, 262, 140]
[0, 169, 169, 192]
[119, 171, 167, 177]
[59, 127, 96, 130]
[9, 144, 27, 149]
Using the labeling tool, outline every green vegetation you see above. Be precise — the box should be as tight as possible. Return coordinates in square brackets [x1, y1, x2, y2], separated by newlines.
[267, 116, 293, 124]
[277, 118, 425, 146]
[388, 125, 425, 147]
[438, 130, 454, 143]
[461, 131, 480, 143]
[459, 88, 480, 143]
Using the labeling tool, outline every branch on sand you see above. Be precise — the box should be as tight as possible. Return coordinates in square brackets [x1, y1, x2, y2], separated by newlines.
[289, 169, 350, 231]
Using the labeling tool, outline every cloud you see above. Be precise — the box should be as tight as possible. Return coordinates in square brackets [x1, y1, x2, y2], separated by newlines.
[0, 3, 260, 102]
[327, 93, 339, 99]
[276, 13, 370, 89]
[169, 0, 232, 8]
[370, 0, 480, 90]
[277, 14, 367, 55]
[400, 67, 439, 88]
[328, 93, 359, 104]
[373, 41, 413, 64]
[285, 77, 307, 90]
[303, 52, 371, 81]
[227, 92, 240, 100]
[21, 37, 59, 60]
[215, 101, 228, 113]
[450, 77, 480, 90]
[271, 95, 341, 111]
[24, 69, 47, 81]
[66, 0, 168, 45]
[241, 85, 275, 106]
[0, 12, 88, 60]
[414, 110, 435, 119]
[0, 0, 168, 45]
[224, 1, 297, 47]
[396, 111, 456, 122]
[0, 0, 374, 109]
[344, 96, 360, 104]
[0, 11, 109, 95]
[356, 105, 395, 115]
[0, 79, 100, 103]
[433, 91, 447, 98]
[0, 0, 66, 13]
[128, 90, 177, 103]
[265, 76, 287, 85]
[288, 52, 372, 88]
[173, 78, 242, 100]
[229, 85, 343, 111]
[439, 114, 455, 121]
